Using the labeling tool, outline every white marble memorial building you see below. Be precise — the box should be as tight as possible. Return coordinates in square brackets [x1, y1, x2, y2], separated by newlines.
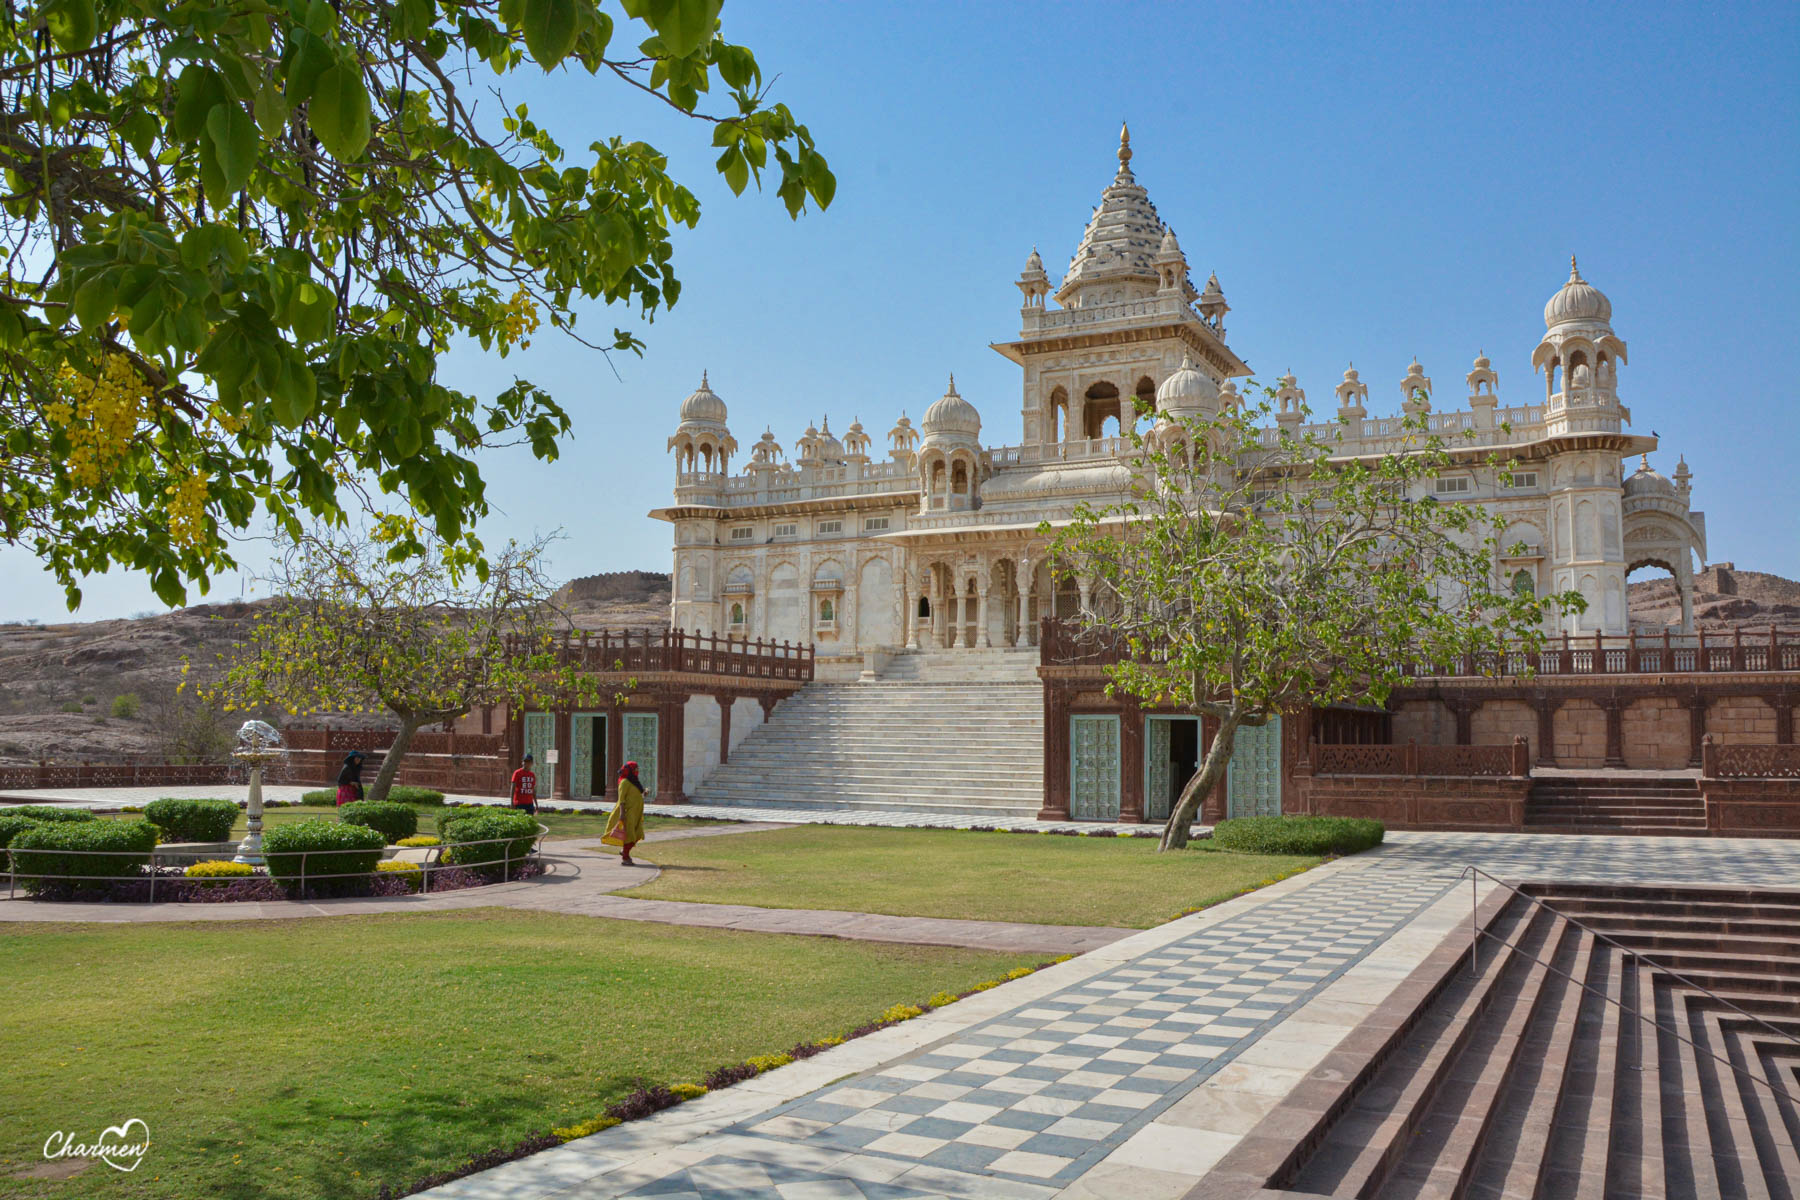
[651, 127, 1708, 671]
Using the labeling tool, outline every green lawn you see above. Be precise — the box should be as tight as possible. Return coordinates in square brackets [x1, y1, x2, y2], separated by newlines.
[619, 826, 1322, 928]
[218, 804, 729, 841]
[0, 911, 1039, 1200]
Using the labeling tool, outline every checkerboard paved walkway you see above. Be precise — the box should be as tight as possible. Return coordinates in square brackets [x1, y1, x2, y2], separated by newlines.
[416, 831, 1800, 1200]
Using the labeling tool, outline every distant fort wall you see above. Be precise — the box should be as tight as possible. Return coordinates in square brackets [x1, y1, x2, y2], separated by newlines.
[556, 570, 671, 604]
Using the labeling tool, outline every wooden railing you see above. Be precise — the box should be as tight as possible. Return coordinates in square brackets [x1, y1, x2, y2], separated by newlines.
[509, 628, 815, 682]
[1407, 629, 1800, 678]
[282, 729, 508, 756]
[1042, 619, 1800, 679]
[1313, 740, 1527, 778]
[1703, 739, 1800, 780]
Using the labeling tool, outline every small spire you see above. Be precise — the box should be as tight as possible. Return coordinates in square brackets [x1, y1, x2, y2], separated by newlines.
[947, 373, 957, 394]
[1118, 122, 1132, 172]
[1569, 254, 1583, 282]
[701, 369, 709, 388]
[1640, 452, 1650, 470]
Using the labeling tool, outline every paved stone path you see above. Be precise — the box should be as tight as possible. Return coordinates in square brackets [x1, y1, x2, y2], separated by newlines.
[412, 831, 1800, 1200]
[0, 784, 1184, 836]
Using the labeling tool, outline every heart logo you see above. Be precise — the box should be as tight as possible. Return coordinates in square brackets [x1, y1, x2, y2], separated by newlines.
[95, 1119, 149, 1173]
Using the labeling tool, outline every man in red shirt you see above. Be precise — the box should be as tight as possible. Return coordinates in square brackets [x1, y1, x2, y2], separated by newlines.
[509, 753, 538, 815]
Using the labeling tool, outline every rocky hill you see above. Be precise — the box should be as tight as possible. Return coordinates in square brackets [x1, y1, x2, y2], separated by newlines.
[1628, 564, 1800, 632]
[0, 577, 674, 765]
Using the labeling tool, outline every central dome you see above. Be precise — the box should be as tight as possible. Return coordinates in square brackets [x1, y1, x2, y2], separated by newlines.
[1544, 256, 1612, 328]
[921, 376, 981, 439]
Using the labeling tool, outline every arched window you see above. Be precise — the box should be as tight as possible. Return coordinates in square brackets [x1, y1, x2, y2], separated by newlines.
[917, 596, 931, 618]
[1511, 570, 1535, 598]
[819, 598, 834, 623]
[730, 602, 745, 627]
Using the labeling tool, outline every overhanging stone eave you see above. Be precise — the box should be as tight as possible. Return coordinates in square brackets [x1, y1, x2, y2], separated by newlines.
[990, 319, 1250, 378]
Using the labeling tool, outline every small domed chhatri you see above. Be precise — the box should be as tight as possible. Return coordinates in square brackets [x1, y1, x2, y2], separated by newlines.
[1155, 352, 1217, 416]
[1624, 454, 1676, 499]
[678, 370, 728, 424]
[921, 375, 981, 439]
[1544, 255, 1613, 328]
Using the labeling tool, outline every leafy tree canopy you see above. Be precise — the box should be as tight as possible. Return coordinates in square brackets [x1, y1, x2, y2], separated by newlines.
[1045, 389, 1582, 849]
[0, 0, 833, 607]
[206, 520, 607, 802]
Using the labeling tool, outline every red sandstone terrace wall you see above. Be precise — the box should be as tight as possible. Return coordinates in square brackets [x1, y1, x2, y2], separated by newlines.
[1294, 775, 1530, 831]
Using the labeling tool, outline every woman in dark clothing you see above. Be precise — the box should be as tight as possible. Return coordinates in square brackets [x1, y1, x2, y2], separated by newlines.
[335, 751, 366, 805]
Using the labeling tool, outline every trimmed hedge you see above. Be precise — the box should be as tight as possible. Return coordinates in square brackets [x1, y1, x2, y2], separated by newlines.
[9, 818, 159, 890]
[0, 805, 97, 824]
[336, 800, 419, 844]
[261, 819, 386, 881]
[0, 815, 42, 850]
[144, 797, 240, 842]
[440, 809, 539, 872]
[300, 785, 447, 806]
[1211, 815, 1385, 856]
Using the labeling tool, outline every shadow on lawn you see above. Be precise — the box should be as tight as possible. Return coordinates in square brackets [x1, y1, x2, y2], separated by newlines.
[199, 1071, 655, 1200]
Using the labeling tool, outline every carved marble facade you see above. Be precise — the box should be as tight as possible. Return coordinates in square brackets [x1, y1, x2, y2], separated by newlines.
[650, 127, 1709, 652]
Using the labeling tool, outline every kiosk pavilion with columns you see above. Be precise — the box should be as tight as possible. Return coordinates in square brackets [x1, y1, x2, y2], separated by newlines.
[652, 126, 1710, 660]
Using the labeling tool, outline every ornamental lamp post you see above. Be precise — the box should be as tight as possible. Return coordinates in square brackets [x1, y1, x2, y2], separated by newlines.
[232, 720, 287, 866]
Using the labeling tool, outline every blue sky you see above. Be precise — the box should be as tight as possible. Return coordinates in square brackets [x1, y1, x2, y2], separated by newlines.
[5, 0, 1797, 621]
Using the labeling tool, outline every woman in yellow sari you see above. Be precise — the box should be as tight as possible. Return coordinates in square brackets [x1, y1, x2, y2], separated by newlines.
[603, 761, 647, 866]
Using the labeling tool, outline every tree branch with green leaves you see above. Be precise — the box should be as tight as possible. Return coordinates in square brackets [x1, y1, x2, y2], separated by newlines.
[0, 0, 834, 607]
[206, 521, 613, 803]
[1044, 388, 1582, 850]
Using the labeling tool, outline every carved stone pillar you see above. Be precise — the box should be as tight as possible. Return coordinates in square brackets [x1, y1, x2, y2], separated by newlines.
[659, 697, 686, 803]
[976, 588, 992, 648]
[1530, 694, 1562, 768]
[1446, 697, 1477, 746]
[1685, 690, 1708, 768]
[1039, 685, 1070, 820]
[553, 708, 572, 799]
[1015, 557, 1034, 648]
[717, 694, 734, 765]
[1597, 696, 1626, 768]
[1119, 703, 1144, 823]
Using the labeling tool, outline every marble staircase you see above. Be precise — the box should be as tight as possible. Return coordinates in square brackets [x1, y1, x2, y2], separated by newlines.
[686, 650, 1045, 816]
[1264, 882, 1800, 1199]
[1525, 775, 1708, 836]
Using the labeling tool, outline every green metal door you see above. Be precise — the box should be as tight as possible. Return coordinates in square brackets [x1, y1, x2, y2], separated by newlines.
[623, 712, 659, 799]
[1227, 717, 1282, 818]
[570, 713, 605, 798]
[1070, 715, 1120, 821]
[523, 712, 556, 777]
[1144, 717, 1173, 821]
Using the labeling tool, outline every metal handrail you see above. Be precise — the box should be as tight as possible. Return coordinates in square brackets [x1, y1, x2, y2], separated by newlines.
[1460, 865, 1799, 1100]
[4, 824, 551, 901]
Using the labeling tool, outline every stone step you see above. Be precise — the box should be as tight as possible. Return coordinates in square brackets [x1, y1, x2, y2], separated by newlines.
[1289, 899, 1551, 1196]
[681, 792, 1041, 817]
[1460, 920, 1596, 1198]
[1543, 938, 1624, 1198]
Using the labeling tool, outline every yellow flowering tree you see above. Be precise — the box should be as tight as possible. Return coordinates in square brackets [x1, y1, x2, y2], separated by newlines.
[210, 523, 604, 802]
[0, 1, 834, 607]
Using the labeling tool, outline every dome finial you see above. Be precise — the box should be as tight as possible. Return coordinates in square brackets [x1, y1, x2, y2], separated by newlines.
[1641, 452, 1650, 470]
[1118, 121, 1132, 170]
[947, 372, 957, 394]
[701, 369, 709, 388]
[1569, 254, 1582, 282]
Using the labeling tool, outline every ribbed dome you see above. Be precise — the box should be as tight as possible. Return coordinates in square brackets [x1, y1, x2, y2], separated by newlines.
[679, 371, 727, 424]
[1544, 256, 1612, 328]
[921, 376, 981, 439]
[815, 417, 844, 461]
[1155, 353, 1216, 414]
[1624, 461, 1675, 499]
